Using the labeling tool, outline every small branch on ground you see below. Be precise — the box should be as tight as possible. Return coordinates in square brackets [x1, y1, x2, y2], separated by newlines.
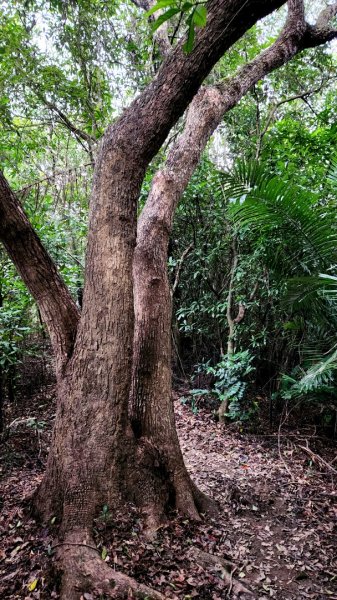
[188, 547, 252, 596]
[298, 443, 337, 475]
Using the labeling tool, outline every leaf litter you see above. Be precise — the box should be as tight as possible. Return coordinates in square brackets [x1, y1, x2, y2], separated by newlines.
[0, 386, 336, 599]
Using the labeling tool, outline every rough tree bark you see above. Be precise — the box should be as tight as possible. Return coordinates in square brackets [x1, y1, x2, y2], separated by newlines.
[2, 0, 337, 597]
[0, 172, 80, 374]
[131, 0, 337, 447]
[32, 0, 286, 518]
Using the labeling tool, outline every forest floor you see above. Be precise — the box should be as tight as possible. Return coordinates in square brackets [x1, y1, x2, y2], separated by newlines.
[0, 383, 336, 600]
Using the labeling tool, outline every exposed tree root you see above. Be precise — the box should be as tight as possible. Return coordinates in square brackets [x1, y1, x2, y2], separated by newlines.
[191, 480, 219, 518]
[131, 437, 218, 535]
[57, 529, 165, 600]
[188, 547, 253, 596]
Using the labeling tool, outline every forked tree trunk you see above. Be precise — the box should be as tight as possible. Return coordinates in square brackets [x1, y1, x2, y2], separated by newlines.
[32, 3, 289, 596]
[32, 0, 285, 519]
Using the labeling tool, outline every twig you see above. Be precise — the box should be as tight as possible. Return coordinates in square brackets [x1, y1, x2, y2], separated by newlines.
[298, 444, 337, 475]
[171, 243, 193, 296]
[52, 542, 100, 554]
[227, 565, 237, 597]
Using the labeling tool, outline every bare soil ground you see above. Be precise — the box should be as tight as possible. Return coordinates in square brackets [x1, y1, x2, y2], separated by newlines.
[0, 385, 336, 599]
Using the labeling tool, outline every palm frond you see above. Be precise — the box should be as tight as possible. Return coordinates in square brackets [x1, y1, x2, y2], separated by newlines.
[221, 159, 268, 201]
[327, 156, 337, 191]
[284, 274, 337, 317]
[226, 161, 337, 273]
[295, 348, 337, 394]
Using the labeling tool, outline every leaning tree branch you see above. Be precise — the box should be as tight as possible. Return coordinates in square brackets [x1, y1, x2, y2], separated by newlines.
[0, 172, 80, 373]
[133, 0, 337, 435]
[137, 0, 337, 247]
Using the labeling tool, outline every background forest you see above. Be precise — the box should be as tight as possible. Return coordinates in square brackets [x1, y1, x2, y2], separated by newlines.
[1, 1, 337, 599]
[1, 0, 337, 434]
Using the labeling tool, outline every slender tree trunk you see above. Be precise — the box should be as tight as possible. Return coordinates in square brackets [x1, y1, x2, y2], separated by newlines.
[131, 0, 337, 445]
[131, 213, 208, 526]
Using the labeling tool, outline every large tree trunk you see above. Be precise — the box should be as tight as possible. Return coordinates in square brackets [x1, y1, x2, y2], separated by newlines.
[130, 0, 337, 512]
[33, 2, 291, 595]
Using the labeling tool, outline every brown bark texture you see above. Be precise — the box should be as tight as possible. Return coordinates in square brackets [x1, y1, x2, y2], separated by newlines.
[35, 0, 288, 533]
[0, 171, 80, 373]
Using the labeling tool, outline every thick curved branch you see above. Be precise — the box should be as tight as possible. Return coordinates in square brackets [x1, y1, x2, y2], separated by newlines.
[102, 0, 287, 169]
[0, 172, 80, 373]
[137, 0, 337, 244]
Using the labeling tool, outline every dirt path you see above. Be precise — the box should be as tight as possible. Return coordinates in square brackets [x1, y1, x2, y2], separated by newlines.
[0, 389, 336, 599]
[177, 401, 337, 599]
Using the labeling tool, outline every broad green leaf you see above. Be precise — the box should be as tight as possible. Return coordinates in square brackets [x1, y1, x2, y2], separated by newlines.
[192, 5, 207, 27]
[145, 0, 175, 17]
[151, 7, 181, 31]
[183, 18, 195, 53]
[181, 2, 193, 11]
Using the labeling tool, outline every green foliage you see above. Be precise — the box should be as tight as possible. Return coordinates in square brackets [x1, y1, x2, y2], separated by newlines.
[205, 351, 255, 421]
[146, 0, 207, 52]
[26, 418, 47, 432]
[0, 307, 32, 372]
[227, 162, 337, 277]
[225, 158, 337, 407]
[99, 504, 112, 522]
[0, 252, 39, 383]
